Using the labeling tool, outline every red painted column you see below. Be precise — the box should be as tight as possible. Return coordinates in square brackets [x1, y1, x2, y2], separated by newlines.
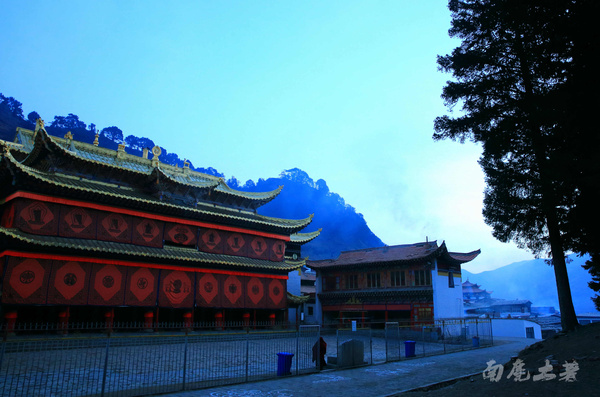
[215, 312, 223, 330]
[4, 312, 17, 335]
[183, 312, 193, 330]
[104, 309, 114, 333]
[144, 311, 154, 332]
[58, 308, 69, 335]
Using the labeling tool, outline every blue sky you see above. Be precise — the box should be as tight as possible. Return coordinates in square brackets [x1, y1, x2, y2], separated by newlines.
[1, 1, 536, 272]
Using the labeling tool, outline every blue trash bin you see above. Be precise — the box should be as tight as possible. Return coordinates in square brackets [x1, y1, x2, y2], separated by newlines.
[404, 340, 416, 357]
[277, 352, 294, 376]
[472, 336, 480, 348]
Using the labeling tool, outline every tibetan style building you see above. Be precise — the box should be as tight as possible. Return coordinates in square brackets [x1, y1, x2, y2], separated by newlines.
[307, 241, 480, 326]
[0, 122, 318, 328]
[462, 280, 492, 303]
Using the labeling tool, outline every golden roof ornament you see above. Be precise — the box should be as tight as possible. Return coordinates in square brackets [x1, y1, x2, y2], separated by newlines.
[34, 118, 45, 136]
[151, 145, 161, 167]
[117, 142, 126, 159]
[93, 132, 99, 146]
[64, 131, 73, 148]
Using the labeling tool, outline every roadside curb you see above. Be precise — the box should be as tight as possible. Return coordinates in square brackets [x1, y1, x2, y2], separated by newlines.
[384, 371, 482, 396]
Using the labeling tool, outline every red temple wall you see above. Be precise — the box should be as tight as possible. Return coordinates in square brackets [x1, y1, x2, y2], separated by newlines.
[1, 255, 287, 310]
[3, 198, 286, 261]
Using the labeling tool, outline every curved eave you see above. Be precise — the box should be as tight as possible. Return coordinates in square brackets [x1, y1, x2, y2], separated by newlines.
[0, 138, 28, 155]
[287, 292, 310, 305]
[1, 153, 314, 234]
[155, 167, 220, 189]
[437, 241, 481, 265]
[0, 227, 306, 272]
[212, 181, 284, 210]
[290, 228, 322, 245]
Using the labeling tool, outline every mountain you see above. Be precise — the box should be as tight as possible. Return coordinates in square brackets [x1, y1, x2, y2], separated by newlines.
[462, 255, 597, 314]
[229, 168, 384, 260]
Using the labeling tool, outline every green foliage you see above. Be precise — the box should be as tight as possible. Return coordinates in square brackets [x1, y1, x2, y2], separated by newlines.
[27, 111, 41, 124]
[50, 113, 87, 130]
[434, 0, 597, 329]
[0, 94, 24, 119]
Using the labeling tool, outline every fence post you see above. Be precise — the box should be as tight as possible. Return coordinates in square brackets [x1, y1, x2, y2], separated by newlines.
[421, 325, 425, 356]
[369, 327, 373, 365]
[245, 329, 249, 382]
[442, 320, 446, 354]
[398, 324, 401, 360]
[461, 319, 465, 351]
[100, 332, 111, 397]
[385, 323, 390, 363]
[318, 326, 322, 372]
[182, 330, 188, 391]
[295, 329, 299, 375]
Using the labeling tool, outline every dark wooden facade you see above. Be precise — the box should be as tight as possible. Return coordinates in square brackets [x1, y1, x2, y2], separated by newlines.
[308, 241, 480, 327]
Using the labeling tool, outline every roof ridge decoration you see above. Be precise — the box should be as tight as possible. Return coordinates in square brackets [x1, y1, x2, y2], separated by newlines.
[11, 127, 291, 211]
[1, 153, 314, 233]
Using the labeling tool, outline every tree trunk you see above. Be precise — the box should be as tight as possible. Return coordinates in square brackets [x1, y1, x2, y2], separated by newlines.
[514, 33, 579, 332]
[545, 211, 579, 331]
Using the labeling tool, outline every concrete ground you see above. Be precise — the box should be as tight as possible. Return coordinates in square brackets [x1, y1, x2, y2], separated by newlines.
[160, 337, 535, 397]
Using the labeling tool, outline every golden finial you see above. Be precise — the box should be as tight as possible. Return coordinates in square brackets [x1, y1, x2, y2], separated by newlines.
[183, 159, 190, 169]
[34, 118, 45, 134]
[93, 132, 99, 146]
[64, 131, 73, 140]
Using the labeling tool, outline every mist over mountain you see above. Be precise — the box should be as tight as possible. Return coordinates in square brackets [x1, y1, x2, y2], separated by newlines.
[463, 254, 597, 314]
[228, 169, 384, 260]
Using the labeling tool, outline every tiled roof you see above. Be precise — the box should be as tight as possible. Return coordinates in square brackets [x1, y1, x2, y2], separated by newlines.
[1, 150, 314, 233]
[11, 128, 284, 209]
[0, 227, 304, 272]
[308, 241, 480, 269]
[290, 229, 322, 244]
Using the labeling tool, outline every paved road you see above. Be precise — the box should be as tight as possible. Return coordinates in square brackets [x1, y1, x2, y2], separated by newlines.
[159, 337, 535, 397]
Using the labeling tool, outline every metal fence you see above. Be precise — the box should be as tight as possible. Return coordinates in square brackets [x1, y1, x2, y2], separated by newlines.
[0, 325, 321, 397]
[0, 318, 491, 396]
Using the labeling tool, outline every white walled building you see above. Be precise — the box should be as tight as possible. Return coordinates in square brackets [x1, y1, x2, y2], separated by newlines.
[307, 241, 480, 327]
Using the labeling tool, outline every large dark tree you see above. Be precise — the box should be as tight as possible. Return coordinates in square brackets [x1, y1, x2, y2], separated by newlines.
[434, 0, 589, 331]
[562, 1, 600, 311]
[50, 113, 86, 130]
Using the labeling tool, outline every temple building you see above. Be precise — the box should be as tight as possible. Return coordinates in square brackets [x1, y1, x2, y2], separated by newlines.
[0, 122, 319, 328]
[307, 241, 480, 326]
[462, 280, 492, 303]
